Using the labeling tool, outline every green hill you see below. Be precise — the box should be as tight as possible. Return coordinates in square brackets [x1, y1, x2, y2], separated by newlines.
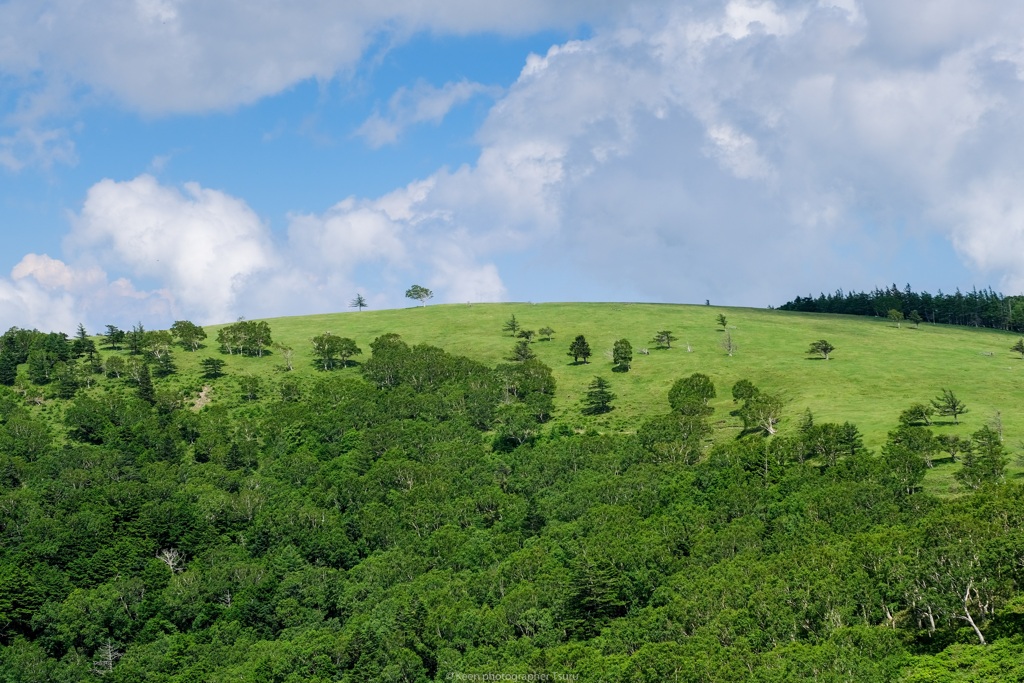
[165, 302, 1023, 492]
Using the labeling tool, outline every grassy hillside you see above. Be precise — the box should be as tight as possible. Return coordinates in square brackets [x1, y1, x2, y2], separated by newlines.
[148, 302, 1024, 493]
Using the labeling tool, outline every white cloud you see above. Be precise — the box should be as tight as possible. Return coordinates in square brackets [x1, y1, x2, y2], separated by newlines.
[0, 0, 636, 116]
[12, 0, 1024, 329]
[356, 79, 499, 147]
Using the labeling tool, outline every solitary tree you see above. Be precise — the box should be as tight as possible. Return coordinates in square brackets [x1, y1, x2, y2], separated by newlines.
[503, 314, 521, 336]
[405, 285, 433, 306]
[582, 376, 615, 415]
[716, 314, 728, 330]
[932, 388, 968, 424]
[720, 331, 736, 356]
[1012, 338, 1024, 358]
[887, 309, 904, 328]
[652, 330, 678, 349]
[508, 340, 536, 362]
[568, 335, 592, 364]
[350, 293, 368, 311]
[807, 339, 835, 360]
[200, 357, 226, 379]
[539, 326, 555, 341]
[909, 310, 923, 328]
[612, 339, 632, 371]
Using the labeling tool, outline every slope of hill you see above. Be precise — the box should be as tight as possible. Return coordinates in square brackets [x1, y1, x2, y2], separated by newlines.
[176, 302, 1023, 492]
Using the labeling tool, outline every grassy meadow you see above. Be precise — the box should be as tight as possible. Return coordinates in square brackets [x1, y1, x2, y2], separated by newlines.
[136, 302, 1024, 493]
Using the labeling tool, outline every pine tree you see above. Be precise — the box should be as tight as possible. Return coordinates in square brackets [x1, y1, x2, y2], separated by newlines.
[582, 376, 615, 415]
[0, 351, 16, 386]
[137, 364, 155, 404]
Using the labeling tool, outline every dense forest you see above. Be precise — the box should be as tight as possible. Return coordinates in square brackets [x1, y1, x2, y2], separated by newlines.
[1, 322, 1023, 682]
[779, 284, 1024, 331]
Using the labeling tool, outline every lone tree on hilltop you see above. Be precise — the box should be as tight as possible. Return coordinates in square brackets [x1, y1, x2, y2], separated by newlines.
[716, 314, 728, 330]
[652, 330, 678, 349]
[932, 389, 968, 424]
[568, 335, 592, 364]
[888, 309, 904, 328]
[503, 314, 521, 336]
[1012, 338, 1024, 358]
[582, 376, 615, 415]
[350, 294, 368, 311]
[612, 339, 632, 371]
[807, 339, 835, 360]
[405, 285, 433, 306]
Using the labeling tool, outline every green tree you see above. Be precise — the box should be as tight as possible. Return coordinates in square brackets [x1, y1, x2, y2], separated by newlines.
[170, 320, 207, 351]
[955, 426, 1007, 489]
[0, 351, 16, 386]
[652, 330, 678, 349]
[668, 373, 716, 416]
[502, 314, 521, 336]
[200, 357, 226, 379]
[909, 310, 923, 328]
[71, 323, 96, 357]
[336, 337, 362, 367]
[516, 329, 536, 343]
[582, 376, 615, 415]
[731, 379, 759, 402]
[137, 364, 155, 404]
[405, 284, 433, 306]
[238, 375, 261, 402]
[508, 340, 536, 362]
[104, 355, 126, 379]
[350, 293, 368, 310]
[126, 322, 147, 355]
[807, 339, 835, 360]
[612, 338, 632, 371]
[102, 324, 125, 350]
[716, 313, 728, 330]
[887, 309, 904, 328]
[1012, 338, 1024, 358]
[932, 388, 968, 424]
[539, 326, 555, 341]
[899, 403, 935, 427]
[568, 335, 592, 364]
[739, 392, 783, 435]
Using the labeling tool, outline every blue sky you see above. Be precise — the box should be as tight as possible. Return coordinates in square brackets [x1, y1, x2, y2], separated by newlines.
[3, 0, 1023, 332]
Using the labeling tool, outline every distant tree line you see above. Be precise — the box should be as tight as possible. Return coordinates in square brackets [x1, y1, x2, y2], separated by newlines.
[780, 283, 1024, 331]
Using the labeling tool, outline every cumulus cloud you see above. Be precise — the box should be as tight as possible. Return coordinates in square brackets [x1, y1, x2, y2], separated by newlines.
[0, 0, 635, 115]
[10, 0, 1024, 329]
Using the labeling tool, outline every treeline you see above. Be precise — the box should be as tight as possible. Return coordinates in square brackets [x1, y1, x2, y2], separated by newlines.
[1, 332, 1023, 680]
[779, 283, 1024, 330]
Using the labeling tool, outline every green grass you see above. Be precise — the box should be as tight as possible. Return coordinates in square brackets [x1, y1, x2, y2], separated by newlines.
[107, 302, 1024, 492]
